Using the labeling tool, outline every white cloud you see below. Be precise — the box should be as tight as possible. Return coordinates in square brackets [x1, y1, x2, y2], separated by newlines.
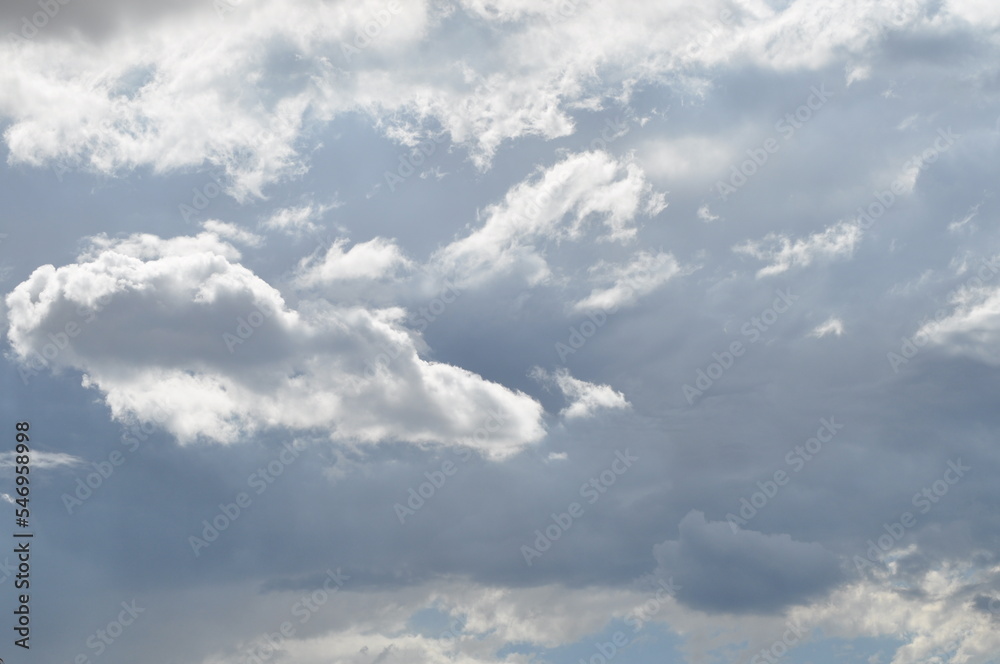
[945, 0, 1000, 28]
[918, 285, 1000, 365]
[4, 230, 544, 458]
[697, 204, 719, 223]
[947, 206, 979, 236]
[810, 317, 844, 338]
[432, 151, 665, 288]
[0, 0, 943, 199]
[0, 451, 83, 470]
[531, 367, 630, 419]
[202, 220, 263, 247]
[787, 567, 1000, 664]
[573, 250, 683, 312]
[734, 220, 862, 278]
[641, 135, 736, 182]
[261, 203, 336, 236]
[295, 237, 414, 286]
[0, 0, 433, 200]
[196, 578, 649, 664]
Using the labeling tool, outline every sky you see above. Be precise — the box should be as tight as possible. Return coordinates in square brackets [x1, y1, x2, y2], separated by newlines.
[1, 0, 1000, 663]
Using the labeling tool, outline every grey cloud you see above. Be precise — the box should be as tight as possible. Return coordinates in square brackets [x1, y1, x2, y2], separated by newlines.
[653, 510, 844, 614]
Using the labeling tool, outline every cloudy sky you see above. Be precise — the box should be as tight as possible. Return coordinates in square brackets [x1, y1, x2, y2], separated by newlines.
[1, 0, 1000, 663]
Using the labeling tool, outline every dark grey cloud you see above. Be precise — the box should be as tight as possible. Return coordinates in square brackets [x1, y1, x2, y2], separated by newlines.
[0, 0, 211, 42]
[652, 510, 844, 614]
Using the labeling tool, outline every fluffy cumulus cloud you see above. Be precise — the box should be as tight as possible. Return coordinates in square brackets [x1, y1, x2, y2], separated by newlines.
[530, 367, 630, 419]
[1, 0, 952, 200]
[5, 226, 544, 456]
[3, 0, 1000, 663]
[431, 151, 665, 287]
[295, 236, 413, 285]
